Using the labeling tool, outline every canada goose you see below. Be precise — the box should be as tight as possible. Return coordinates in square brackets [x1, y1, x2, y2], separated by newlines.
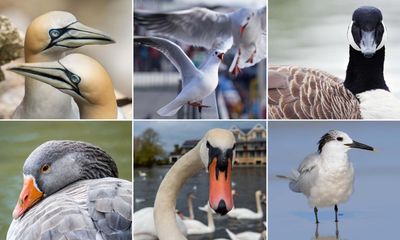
[7, 140, 132, 240]
[268, 6, 400, 119]
[10, 54, 118, 119]
[13, 11, 114, 119]
[153, 129, 236, 240]
[134, 6, 266, 75]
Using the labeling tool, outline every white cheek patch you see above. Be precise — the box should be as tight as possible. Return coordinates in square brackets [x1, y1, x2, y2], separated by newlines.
[376, 21, 387, 51]
[347, 21, 361, 51]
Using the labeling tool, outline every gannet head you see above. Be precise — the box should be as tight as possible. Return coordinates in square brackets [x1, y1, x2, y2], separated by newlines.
[9, 53, 116, 110]
[25, 11, 114, 60]
[318, 130, 374, 154]
[347, 6, 386, 58]
[199, 128, 236, 216]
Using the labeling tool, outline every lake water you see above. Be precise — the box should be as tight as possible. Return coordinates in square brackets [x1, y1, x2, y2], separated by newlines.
[0, 121, 132, 239]
[134, 166, 266, 239]
[269, 121, 400, 239]
[269, 0, 400, 96]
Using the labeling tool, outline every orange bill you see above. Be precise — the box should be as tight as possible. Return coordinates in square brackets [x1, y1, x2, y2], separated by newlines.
[12, 176, 43, 219]
[208, 158, 233, 215]
[240, 23, 248, 37]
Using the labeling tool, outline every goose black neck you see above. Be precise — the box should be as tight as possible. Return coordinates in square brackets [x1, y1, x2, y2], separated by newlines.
[344, 46, 389, 95]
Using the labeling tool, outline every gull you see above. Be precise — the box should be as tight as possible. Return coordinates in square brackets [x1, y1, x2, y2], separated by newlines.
[134, 6, 266, 75]
[277, 130, 374, 223]
[134, 36, 227, 117]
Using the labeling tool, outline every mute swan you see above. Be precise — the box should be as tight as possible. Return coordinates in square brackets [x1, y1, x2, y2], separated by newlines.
[226, 229, 262, 240]
[7, 140, 132, 239]
[227, 190, 263, 220]
[153, 128, 236, 240]
[183, 205, 215, 235]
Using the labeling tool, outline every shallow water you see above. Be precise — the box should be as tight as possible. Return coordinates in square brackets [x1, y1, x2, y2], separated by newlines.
[269, 0, 400, 96]
[0, 122, 132, 239]
[269, 121, 400, 239]
[134, 166, 266, 239]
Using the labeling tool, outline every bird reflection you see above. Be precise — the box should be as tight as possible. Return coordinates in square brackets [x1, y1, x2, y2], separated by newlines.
[313, 222, 340, 240]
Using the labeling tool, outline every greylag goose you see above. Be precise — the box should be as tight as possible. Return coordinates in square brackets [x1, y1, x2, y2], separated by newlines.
[7, 140, 132, 239]
[268, 6, 400, 119]
[10, 54, 118, 119]
[13, 11, 114, 119]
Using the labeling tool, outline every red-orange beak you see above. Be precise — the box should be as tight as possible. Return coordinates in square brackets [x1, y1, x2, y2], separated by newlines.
[208, 157, 233, 215]
[217, 53, 224, 61]
[240, 23, 248, 37]
[12, 176, 43, 219]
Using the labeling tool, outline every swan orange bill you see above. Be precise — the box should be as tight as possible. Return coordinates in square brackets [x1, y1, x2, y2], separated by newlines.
[12, 176, 43, 219]
[208, 158, 233, 215]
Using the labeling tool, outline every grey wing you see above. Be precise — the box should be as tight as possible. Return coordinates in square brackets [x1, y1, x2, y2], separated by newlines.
[134, 7, 232, 49]
[289, 154, 320, 195]
[7, 182, 100, 240]
[268, 65, 361, 119]
[134, 36, 199, 81]
[88, 178, 132, 240]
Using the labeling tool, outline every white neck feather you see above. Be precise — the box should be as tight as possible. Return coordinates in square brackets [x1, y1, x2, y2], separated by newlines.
[154, 144, 204, 240]
[357, 89, 400, 119]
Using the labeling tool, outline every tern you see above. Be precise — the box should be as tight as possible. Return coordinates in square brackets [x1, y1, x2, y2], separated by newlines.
[134, 6, 266, 75]
[278, 130, 374, 223]
[134, 36, 226, 117]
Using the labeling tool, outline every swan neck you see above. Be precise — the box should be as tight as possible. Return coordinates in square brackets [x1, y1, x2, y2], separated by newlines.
[255, 193, 262, 214]
[154, 144, 204, 240]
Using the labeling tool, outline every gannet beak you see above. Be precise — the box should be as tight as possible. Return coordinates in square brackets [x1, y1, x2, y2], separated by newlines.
[8, 61, 84, 100]
[12, 175, 43, 219]
[345, 140, 374, 151]
[240, 23, 248, 37]
[43, 21, 115, 51]
[217, 53, 224, 61]
[208, 149, 234, 215]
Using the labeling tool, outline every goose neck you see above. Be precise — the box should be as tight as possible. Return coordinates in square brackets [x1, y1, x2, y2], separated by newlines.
[344, 46, 388, 96]
[154, 144, 204, 240]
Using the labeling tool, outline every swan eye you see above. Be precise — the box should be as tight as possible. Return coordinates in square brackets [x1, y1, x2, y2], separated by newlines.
[206, 141, 211, 148]
[41, 164, 51, 173]
[337, 137, 343, 141]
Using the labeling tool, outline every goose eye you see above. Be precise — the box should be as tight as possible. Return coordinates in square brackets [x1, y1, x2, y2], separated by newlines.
[41, 164, 51, 173]
[336, 137, 343, 141]
[70, 74, 81, 84]
[49, 29, 61, 38]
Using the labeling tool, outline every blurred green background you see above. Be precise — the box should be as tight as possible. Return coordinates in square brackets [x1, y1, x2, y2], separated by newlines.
[0, 121, 132, 238]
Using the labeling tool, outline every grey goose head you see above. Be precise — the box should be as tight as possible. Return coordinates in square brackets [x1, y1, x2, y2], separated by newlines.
[12, 140, 118, 219]
[348, 6, 386, 58]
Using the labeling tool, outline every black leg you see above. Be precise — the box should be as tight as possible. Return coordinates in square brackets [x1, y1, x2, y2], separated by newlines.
[335, 221, 340, 239]
[314, 222, 319, 238]
[334, 204, 338, 222]
[314, 207, 319, 224]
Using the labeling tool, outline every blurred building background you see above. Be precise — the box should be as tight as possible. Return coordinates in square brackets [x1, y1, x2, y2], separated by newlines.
[134, 0, 266, 119]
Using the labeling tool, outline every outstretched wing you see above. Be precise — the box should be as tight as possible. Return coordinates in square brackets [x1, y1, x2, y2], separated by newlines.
[135, 7, 232, 49]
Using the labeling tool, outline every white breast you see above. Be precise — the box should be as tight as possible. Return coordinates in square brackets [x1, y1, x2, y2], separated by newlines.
[358, 89, 400, 119]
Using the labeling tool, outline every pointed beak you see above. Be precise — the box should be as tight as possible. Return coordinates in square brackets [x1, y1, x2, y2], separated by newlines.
[217, 53, 224, 61]
[208, 151, 234, 215]
[8, 61, 82, 98]
[360, 30, 377, 58]
[345, 140, 374, 151]
[240, 23, 248, 37]
[44, 21, 115, 51]
[12, 176, 43, 219]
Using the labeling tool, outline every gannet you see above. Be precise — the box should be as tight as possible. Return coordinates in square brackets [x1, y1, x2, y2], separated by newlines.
[10, 54, 117, 119]
[14, 11, 114, 119]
